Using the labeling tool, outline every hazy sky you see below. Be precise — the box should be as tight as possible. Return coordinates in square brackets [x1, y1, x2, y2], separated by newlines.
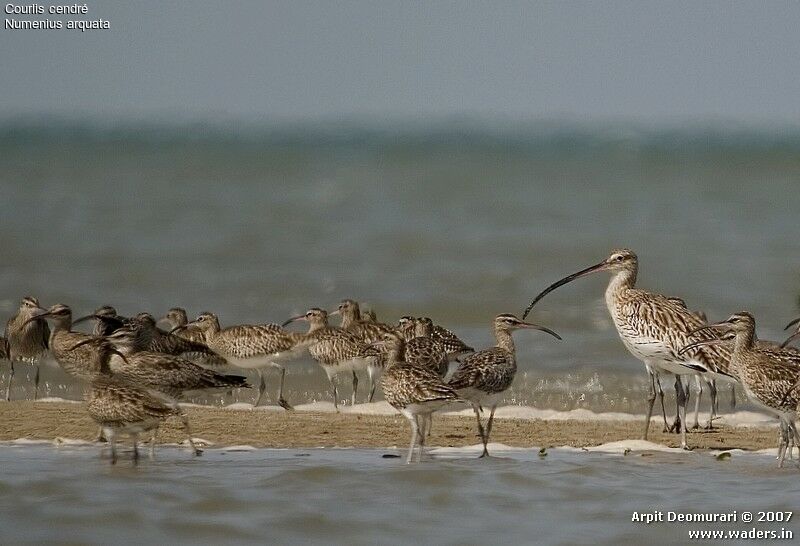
[2, 1, 799, 124]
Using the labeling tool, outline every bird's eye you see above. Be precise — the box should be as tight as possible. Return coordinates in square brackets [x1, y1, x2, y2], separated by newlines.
[616, 255, 624, 262]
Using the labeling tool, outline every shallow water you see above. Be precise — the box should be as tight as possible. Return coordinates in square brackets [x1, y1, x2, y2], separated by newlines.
[1, 443, 797, 545]
[1, 122, 800, 411]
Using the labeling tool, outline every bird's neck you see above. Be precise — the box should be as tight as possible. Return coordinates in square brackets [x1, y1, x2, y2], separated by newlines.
[494, 328, 515, 353]
[340, 310, 359, 329]
[732, 328, 755, 354]
[605, 268, 637, 308]
[307, 319, 327, 333]
[385, 345, 403, 367]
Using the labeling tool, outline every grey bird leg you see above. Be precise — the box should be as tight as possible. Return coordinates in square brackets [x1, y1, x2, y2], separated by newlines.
[406, 416, 419, 464]
[255, 369, 266, 407]
[351, 371, 358, 406]
[329, 375, 339, 411]
[108, 430, 117, 465]
[472, 404, 488, 457]
[5, 360, 14, 401]
[149, 429, 158, 459]
[482, 406, 497, 457]
[692, 375, 703, 430]
[416, 415, 427, 462]
[367, 367, 378, 403]
[644, 368, 657, 440]
[33, 365, 40, 401]
[179, 413, 203, 457]
[730, 384, 736, 411]
[704, 379, 717, 430]
[277, 367, 293, 411]
[656, 373, 669, 432]
[132, 434, 139, 465]
[669, 376, 682, 434]
[96, 426, 107, 443]
[777, 419, 788, 467]
[675, 376, 689, 449]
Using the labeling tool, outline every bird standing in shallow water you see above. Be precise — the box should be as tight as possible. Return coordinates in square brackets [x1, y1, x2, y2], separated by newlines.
[370, 331, 460, 463]
[284, 308, 374, 409]
[448, 314, 560, 457]
[4, 296, 50, 401]
[178, 312, 306, 409]
[523, 249, 735, 450]
[333, 299, 395, 402]
[681, 312, 800, 467]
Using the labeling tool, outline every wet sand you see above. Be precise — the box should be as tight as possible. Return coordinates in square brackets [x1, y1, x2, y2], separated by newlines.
[0, 401, 778, 451]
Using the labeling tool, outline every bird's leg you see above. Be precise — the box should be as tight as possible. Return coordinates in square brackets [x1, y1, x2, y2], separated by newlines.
[406, 416, 419, 464]
[416, 415, 427, 462]
[330, 376, 339, 411]
[254, 369, 266, 407]
[643, 368, 656, 440]
[705, 379, 717, 430]
[5, 360, 14, 402]
[656, 373, 668, 432]
[108, 430, 117, 465]
[149, 428, 157, 459]
[367, 366, 377, 403]
[179, 413, 202, 456]
[472, 404, 488, 458]
[730, 384, 736, 411]
[277, 367, 293, 411]
[777, 420, 788, 468]
[33, 365, 40, 401]
[675, 376, 689, 449]
[96, 426, 107, 443]
[351, 371, 358, 406]
[670, 376, 682, 433]
[482, 405, 497, 457]
[692, 375, 702, 430]
[132, 434, 139, 465]
[427, 414, 434, 438]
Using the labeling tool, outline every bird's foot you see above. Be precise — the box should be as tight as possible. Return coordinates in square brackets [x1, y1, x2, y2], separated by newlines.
[278, 398, 294, 411]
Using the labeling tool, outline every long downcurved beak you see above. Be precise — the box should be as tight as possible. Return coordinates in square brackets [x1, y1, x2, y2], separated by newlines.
[522, 260, 609, 319]
[781, 331, 800, 349]
[328, 309, 341, 316]
[784, 317, 800, 331]
[517, 321, 562, 340]
[22, 310, 51, 327]
[168, 324, 188, 334]
[109, 348, 130, 365]
[72, 314, 98, 325]
[678, 338, 720, 356]
[678, 331, 735, 356]
[67, 338, 102, 351]
[281, 315, 306, 327]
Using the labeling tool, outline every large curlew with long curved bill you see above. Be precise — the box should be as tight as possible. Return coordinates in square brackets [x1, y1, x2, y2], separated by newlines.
[523, 248, 735, 449]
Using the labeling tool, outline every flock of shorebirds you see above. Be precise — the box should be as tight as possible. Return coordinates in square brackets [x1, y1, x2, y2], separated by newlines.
[3, 248, 800, 466]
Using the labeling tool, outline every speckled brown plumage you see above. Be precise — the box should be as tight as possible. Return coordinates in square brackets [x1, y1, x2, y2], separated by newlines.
[86, 375, 197, 464]
[4, 296, 50, 400]
[403, 319, 448, 377]
[185, 312, 309, 408]
[335, 299, 395, 344]
[33, 304, 120, 381]
[682, 313, 800, 466]
[87, 327, 249, 399]
[73, 306, 127, 337]
[374, 331, 460, 463]
[524, 248, 734, 449]
[449, 314, 560, 457]
[286, 307, 374, 408]
[161, 307, 207, 345]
